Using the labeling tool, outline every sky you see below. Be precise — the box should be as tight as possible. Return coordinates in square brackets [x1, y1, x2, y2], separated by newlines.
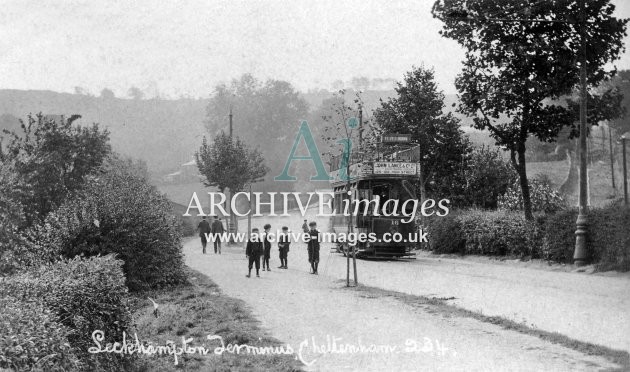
[1, 0, 630, 98]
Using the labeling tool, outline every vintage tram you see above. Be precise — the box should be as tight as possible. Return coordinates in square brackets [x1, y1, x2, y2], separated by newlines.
[328, 140, 421, 258]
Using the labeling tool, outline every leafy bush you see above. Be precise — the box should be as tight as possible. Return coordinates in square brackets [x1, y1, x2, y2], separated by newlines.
[0, 113, 110, 225]
[426, 210, 543, 258]
[540, 209, 578, 263]
[32, 156, 187, 290]
[0, 159, 33, 275]
[498, 174, 566, 213]
[2, 255, 132, 370]
[460, 146, 517, 209]
[542, 203, 630, 271]
[424, 215, 465, 254]
[0, 295, 80, 371]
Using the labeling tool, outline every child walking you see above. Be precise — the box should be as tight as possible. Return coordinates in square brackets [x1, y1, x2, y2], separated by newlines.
[262, 224, 272, 271]
[307, 221, 320, 274]
[246, 228, 263, 278]
[278, 226, 290, 269]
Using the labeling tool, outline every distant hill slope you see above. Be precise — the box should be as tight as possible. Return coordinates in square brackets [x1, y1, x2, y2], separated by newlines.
[0, 89, 474, 176]
[0, 89, 208, 174]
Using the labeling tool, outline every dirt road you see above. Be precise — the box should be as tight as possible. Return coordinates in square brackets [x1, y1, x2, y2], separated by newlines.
[233, 210, 630, 352]
[183, 232, 624, 371]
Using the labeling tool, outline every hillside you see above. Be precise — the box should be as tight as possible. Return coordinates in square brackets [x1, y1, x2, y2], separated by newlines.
[0, 90, 207, 174]
[0, 89, 472, 177]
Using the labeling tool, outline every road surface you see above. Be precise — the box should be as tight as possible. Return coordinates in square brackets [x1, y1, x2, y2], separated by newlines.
[183, 221, 627, 371]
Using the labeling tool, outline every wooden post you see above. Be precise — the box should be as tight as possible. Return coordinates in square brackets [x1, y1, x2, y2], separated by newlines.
[623, 136, 628, 206]
[610, 126, 616, 189]
[352, 245, 358, 286]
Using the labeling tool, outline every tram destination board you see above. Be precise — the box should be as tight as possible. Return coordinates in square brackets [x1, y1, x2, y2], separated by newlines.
[381, 133, 412, 143]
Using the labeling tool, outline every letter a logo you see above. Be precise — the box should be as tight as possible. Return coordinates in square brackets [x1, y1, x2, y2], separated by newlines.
[275, 120, 332, 181]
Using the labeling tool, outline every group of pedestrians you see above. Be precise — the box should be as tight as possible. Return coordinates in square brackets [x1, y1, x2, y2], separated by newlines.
[197, 216, 322, 278]
[196, 216, 225, 254]
[245, 220, 320, 278]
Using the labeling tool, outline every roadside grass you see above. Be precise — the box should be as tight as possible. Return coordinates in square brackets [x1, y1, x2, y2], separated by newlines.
[340, 282, 630, 372]
[129, 268, 302, 371]
[526, 160, 620, 208]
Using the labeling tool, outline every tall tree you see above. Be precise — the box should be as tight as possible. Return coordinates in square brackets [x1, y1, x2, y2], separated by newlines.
[432, 0, 628, 219]
[205, 74, 308, 190]
[195, 132, 268, 194]
[373, 66, 472, 202]
[0, 114, 111, 224]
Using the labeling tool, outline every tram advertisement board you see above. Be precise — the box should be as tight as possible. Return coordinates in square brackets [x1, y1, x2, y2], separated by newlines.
[373, 162, 419, 176]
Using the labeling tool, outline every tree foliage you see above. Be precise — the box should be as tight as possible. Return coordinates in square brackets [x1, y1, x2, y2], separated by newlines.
[204, 74, 308, 189]
[30, 155, 187, 290]
[196, 132, 268, 193]
[0, 113, 111, 224]
[432, 0, 628, 219]
[316, 90, 380, 165]
[607, 69, 630, 135]
[461, 146, 517, 209]
[373, 66, 472, 199]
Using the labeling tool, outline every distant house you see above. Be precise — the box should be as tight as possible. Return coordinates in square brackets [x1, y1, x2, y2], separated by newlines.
[163, 157, 202, 184]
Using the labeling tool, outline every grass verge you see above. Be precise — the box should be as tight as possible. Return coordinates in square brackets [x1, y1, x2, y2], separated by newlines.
[129, 268, 302, 371]
[342, 282, 630, 372]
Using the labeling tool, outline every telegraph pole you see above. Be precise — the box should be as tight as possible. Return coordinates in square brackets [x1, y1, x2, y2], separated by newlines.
[622, 135, 628, 206]
[609, 127, 616, 189]
[573, 0, 588, 266]
[228, 105, 235, 240]
[358, 104, 363, 150]
[229, 106, 233, 138]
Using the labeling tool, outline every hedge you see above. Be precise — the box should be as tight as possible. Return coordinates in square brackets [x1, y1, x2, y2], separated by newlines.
[426, 210, 542, 258]
[30, 156, 188, 291]
[0, 296, 80, 371]
[2, 254, 133, 370]
[542, 204, 630, 271]
[426, 204, 630, 271]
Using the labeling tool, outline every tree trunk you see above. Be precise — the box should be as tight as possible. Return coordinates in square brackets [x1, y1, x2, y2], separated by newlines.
[517, 149, 534, 220]
[510, 148, 533, 220]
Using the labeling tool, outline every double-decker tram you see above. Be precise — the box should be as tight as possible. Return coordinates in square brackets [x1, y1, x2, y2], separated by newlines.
[328, 136, 421, 258]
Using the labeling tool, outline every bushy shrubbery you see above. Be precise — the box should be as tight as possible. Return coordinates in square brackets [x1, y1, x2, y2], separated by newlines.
[426, 210, 542, 258]
[31, 156, 187, 290]
[2, 254, 132, 370]
[460, 210, 542, 257]
[0, 296, 80, 371]
[427, 203, 629, 271]
[459, 146, 517, 209]
[498, 174, 566, 213]
[0, 113, 110, 225]
[424, 215, 465, 254]
[542, 203, 630, 271]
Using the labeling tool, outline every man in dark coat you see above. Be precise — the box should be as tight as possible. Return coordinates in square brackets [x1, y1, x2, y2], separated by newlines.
[306, 221, 320, 274]
[262, 224, 272, 271]
[211, 216, 225, 254]
[278, 226, 290, 269]
[197, 216, 211, 254]
[246, 228, 263, 278]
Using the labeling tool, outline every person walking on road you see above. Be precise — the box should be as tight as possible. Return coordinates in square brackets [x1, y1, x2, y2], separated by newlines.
[197, 216, 211, 254]
[302, 219, 308, 234]
[211, 215, 225, 254]
[278, 226, 290, 269]
[262, 223, 272, 271]
[306, 221, 320, 274]
[246, 228, 263, 278]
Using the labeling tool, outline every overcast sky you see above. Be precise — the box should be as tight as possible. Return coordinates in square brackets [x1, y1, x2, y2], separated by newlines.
[1, 0, 629, 98]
